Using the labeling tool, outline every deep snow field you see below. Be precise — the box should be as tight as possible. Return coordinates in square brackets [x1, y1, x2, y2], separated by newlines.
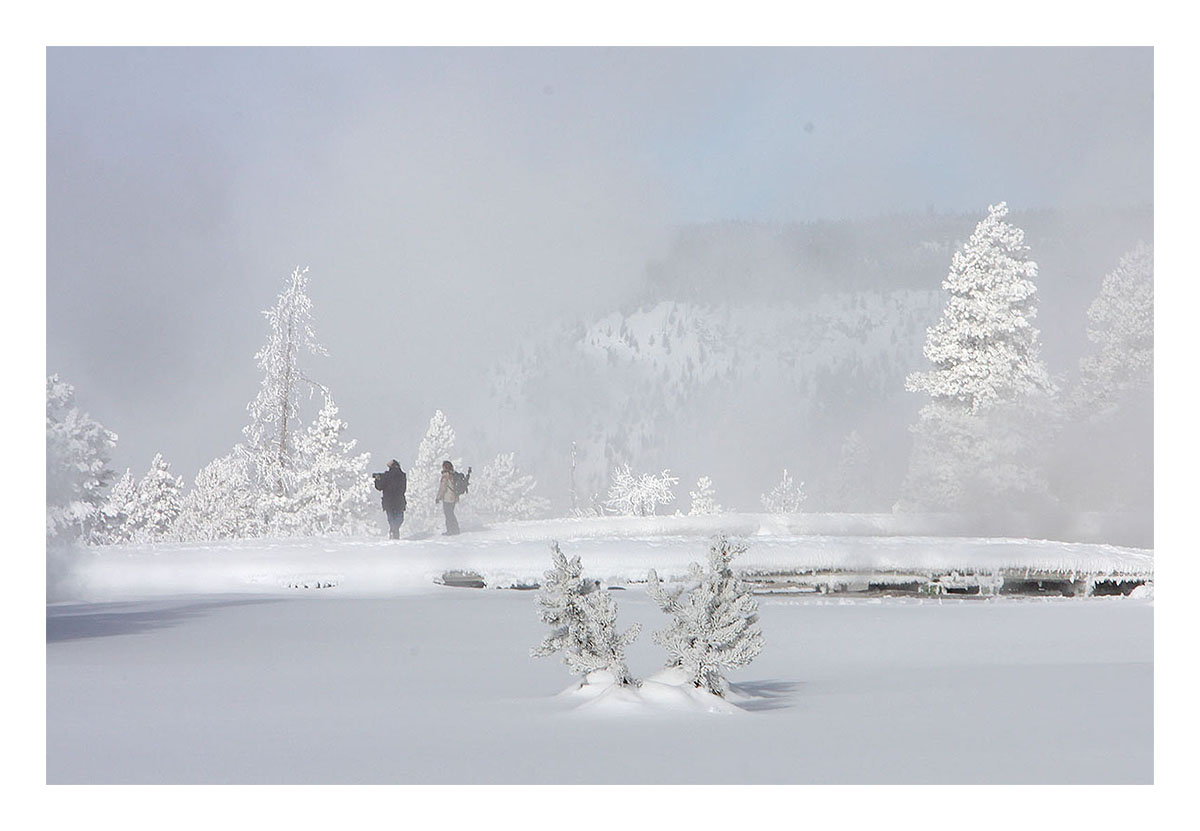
[46, 517, 1153, 784]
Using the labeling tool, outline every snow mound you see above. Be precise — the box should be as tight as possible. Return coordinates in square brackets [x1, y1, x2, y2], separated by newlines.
[560, 668, 743, 716]
[1127, 583, 1154, 600]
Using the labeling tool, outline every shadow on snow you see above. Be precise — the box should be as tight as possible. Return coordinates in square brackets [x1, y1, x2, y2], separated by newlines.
[46, 597, 282, 643]
[729, 679, 805, 712]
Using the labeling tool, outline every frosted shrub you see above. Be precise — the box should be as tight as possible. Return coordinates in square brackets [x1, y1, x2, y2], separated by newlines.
[646, 535, 764, 697]
[531, 542, 640, 687]
[687, 476, 721, 515]
[761, 468, 805, 513]
[473, 451, 550, 523]
[603, 464, 678, 516]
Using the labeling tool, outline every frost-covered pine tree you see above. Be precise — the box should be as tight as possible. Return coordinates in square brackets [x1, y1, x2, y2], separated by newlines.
[405, 410, 460, 534]
[472, 451, 550, 523]
[46, 375, 117, 543]
[90, 468, 137, 545]
[688, 475, 721, 515]
[905, 203, 1055, 413]
[603, 464, 678, 516]
[286, 394, 374, 536]
[900, 203, 1057, 512]
[174, 447, 263, 541]
[128, 453, 185, 543]
[1077, 241, 1153, 411]
[243, 266, 327, 501]
[646, 535, 763, 697]
[761, 468, 805, 513]
[531, 542, 640, 687]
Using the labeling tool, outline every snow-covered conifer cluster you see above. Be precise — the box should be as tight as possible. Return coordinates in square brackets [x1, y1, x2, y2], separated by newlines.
[73, 268, 380, 544]
[531, 536, 764, 702]
[177, 268, 374, 540]
[761, 468, 805, 514]
[173, 449, 262, 541]
[90, 454, 187, 544]
[645, 535, 764, 697]
[603, 464, 678, 516]
[531, 542, 639, 687]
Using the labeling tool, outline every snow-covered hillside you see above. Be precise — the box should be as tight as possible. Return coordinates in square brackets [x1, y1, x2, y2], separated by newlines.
[483, 292, 944, 514]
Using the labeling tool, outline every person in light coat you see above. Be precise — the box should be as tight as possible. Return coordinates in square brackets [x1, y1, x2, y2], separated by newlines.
[435, 460, 460, 535]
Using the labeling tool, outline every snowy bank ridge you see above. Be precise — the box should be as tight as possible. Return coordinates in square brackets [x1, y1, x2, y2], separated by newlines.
[59, 514, 1152, 602]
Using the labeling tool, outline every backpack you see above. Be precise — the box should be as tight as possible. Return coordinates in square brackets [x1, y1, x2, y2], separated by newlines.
[451, 467, 471, 495]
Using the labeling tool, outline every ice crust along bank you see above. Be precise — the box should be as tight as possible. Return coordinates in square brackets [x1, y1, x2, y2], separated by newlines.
[59, 514, 1152, 603]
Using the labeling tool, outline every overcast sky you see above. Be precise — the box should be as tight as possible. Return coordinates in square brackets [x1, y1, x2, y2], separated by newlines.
[46, 47, 1153, 480]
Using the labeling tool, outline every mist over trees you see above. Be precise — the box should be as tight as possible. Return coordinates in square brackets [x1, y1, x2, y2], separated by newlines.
[1054, 242, 1154, 514]
[51, 204, 1153, 547]
[59, 268, 383, 544]
[476, 205, 1151, 522]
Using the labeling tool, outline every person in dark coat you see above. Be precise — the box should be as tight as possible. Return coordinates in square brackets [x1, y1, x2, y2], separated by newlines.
[373, 459, 408, 539]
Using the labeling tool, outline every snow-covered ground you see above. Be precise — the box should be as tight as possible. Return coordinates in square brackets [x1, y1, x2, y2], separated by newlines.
[54, 514, 1153, 601]
[47, 518, 1153, 784]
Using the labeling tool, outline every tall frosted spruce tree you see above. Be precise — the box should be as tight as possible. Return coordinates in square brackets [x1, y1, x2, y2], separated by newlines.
[244, 266, 327, 503]
[900, 203, 1057, 511]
